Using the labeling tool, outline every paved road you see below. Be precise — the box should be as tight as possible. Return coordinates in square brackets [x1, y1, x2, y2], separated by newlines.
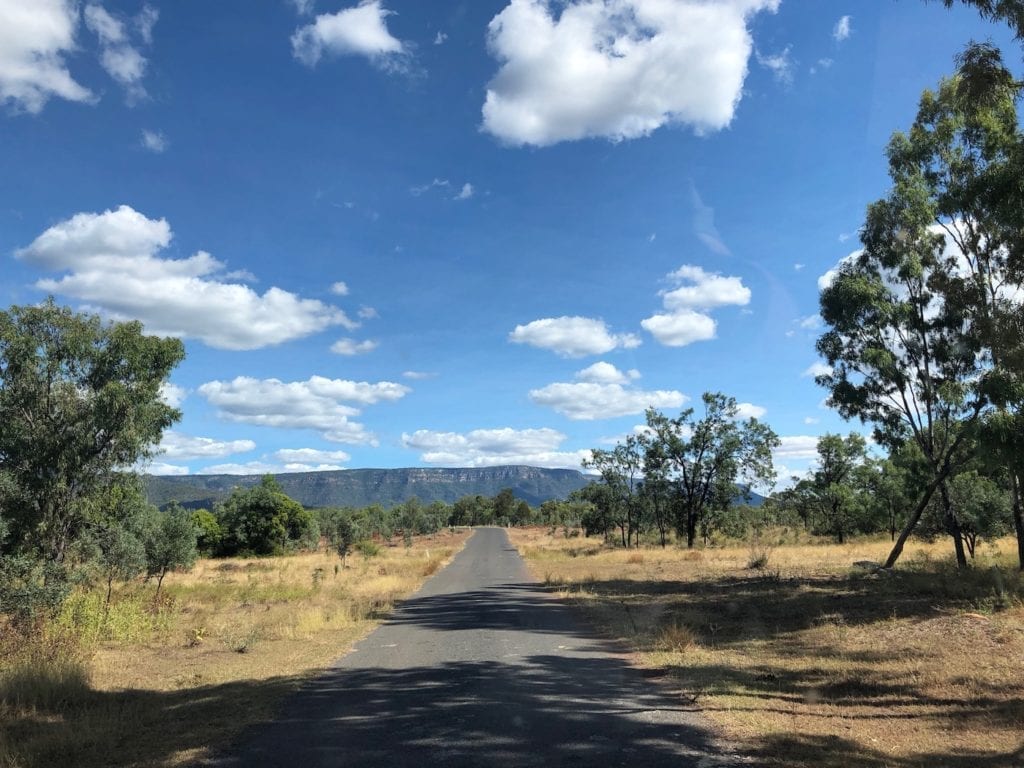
[216, 528, 727, 767]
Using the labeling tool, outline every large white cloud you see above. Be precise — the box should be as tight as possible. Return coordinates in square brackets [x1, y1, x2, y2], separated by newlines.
[530, 366, 686, 420]
[509, 316, 640, 357]
[292, 0, 408, 71]
[642, 264, 750, 347]
[640, 310, 716, 347]
[661, 265, 751, 310]
[158, 431, 256, 460]
[0, 0, 94, 113]
[198, 375, 410, 445]
[482, 0, 780, 146]
[402, 427, 590, 469]
[16, 205, 357, 350]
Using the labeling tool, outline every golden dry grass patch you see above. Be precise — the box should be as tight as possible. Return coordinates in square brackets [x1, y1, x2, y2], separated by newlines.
[508, 527, 1024, 768]
[0, 529, 470, 768]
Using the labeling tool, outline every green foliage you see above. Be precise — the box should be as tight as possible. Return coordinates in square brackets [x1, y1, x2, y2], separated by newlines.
[0, 300, 184, 566]
[0, 555, 70, 627]
[190, 508, 222, 555]
[642, 393, 780, 548]
[92, 524, 147, 605]
[143, 502, 198, 592]
[354, 539, 381, 557]
[215, 476, 317, 556]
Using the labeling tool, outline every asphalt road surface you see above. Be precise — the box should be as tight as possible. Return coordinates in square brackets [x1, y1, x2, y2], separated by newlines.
[215, 527, 731, 767]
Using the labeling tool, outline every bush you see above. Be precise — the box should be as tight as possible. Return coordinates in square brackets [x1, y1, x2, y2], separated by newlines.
[355, 540, 381, 557]
[0, 556, 71, 627]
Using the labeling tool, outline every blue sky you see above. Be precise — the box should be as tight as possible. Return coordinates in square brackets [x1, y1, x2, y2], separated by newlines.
[1, 0, 1019, 481]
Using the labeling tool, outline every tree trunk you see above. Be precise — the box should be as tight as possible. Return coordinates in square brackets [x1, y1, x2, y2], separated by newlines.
[884, 476, 943, 568]
[940, 481, 968, 568]
[156, 569, 166, 598]
[686, 511, 697, 549]
[1010, 471, 1024, 572]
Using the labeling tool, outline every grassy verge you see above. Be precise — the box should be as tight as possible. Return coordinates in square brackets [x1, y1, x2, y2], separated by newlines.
[508, 528, 1024, 767]
[0, 530, 470, 768]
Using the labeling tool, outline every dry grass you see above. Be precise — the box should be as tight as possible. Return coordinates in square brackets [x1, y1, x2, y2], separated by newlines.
[509, 528, 1024, 768]
[0, 530, 469, 768]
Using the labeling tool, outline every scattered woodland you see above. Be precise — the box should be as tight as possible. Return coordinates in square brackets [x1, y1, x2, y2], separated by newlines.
[2, 1, 1024, 765]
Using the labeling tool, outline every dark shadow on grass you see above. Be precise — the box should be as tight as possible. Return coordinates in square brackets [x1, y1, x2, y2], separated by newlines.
[1, 673, 306, 768]
[530, 562, 1024, 768]
[746, 733, 1024, 768]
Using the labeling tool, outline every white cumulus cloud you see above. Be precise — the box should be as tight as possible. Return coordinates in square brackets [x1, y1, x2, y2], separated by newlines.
[158, 431, 257, 460]
[292, 0, 408, 72]
[756, 45, 793, 85]
[16, 205, 357, 350]
[144, 461, 190, 476]
[159, 382, 187, 408]
[735, 402, 766, 419]
[530, 369, 686, 420]
[402, 427, 590, 469]
[331, 338, 378, 355]
[0, 0, 94, 113]
[273, 448, 351, 464]
[774, 435, 819, 461]
[575, 361, 640, 385]
[642, 264, 750, 347]
[482, 0, 780, 146]
[140, 129, 167, 152]
[198, 375, 410, 445]
[509, 316, 640, 357]
[802, 362, 832, 378]
[84, 3, 156, 101]
[833, 15, 852, 42]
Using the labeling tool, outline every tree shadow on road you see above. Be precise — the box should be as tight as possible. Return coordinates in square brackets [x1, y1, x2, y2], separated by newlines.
[213, 652, 727, 768]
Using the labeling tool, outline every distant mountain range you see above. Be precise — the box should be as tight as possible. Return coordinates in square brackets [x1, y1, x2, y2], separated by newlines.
[144, 465, 592, 510]
[144, 465, 768, 511]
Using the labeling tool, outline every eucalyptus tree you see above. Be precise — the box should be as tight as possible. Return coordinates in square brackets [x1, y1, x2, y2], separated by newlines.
[807, 433, 870, 543]
[0, 300, 184, 569]
[583, 435, 645, 547]
[643, 393, 779, 548]
[820, 44, 1024, 567]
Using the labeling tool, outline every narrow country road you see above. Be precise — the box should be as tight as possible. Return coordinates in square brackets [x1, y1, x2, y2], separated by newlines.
[215, 528, 729, 767]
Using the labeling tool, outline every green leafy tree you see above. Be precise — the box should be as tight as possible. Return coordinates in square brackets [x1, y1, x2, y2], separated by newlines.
[94, 524, 147, 607]
[191, 508, 222, 555]
[820, 45, 1024, 567]
[808, 433, 870, 543]
[216, 475, 315, 556]
[492, 488, 518, 526]
[583, 436, 645, 547]
[144, 502, 198, 596]
[643, 394, 779, 548]
[947, 470, 1012, 557]
[0, 300, 184, 567]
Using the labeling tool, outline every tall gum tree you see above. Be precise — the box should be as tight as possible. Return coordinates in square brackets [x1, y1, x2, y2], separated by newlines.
[816, 45, 1024, 567]
[643, 393, 779, 548]
[0, 300, 184, 566]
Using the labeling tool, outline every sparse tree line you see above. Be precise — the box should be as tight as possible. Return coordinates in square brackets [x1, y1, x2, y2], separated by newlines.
[579, 37, 1024, 573]
[3, 0, 1024, 630]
